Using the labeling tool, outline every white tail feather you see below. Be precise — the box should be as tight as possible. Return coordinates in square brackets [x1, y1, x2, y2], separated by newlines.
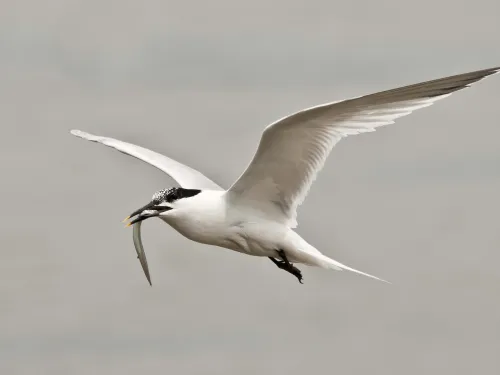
[319, 253, 391, 283]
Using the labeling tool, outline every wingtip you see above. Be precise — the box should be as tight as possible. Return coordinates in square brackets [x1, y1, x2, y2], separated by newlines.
[70, 129, 99, 141]
[482, 66, 500, 78]
[471, 67, 500, 83]
[69, 129, 84, 137]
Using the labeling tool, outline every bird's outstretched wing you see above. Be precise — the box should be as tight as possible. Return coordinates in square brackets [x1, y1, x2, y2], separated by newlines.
[228, 67, 500, 227]
[70, 130, 223, 190]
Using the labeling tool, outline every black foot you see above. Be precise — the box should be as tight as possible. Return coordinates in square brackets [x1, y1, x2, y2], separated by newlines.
[269, 250, 303, 284]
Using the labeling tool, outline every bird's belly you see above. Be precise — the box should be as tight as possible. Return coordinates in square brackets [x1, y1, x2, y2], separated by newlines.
[160, 216, 285, 257]
[160, 216, 232, 248]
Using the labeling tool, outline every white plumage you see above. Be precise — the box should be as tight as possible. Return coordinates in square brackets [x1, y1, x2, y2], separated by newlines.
[71, 66, 499, 285]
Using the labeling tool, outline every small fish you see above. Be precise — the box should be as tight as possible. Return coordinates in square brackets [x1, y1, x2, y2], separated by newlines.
[132, 221, 152, 286]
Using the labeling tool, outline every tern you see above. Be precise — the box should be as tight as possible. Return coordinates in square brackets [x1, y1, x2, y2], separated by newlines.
[71, 66, 499, 285]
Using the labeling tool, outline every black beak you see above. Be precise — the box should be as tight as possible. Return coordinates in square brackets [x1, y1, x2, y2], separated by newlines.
[124, 202, 173, 226]
[127, 201, 157, 220]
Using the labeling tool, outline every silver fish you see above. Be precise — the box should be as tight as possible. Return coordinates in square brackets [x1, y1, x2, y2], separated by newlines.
[132, 221, 152, 286]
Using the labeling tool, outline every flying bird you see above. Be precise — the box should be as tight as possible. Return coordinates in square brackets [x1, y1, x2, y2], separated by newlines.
[71, 66, 499, 285]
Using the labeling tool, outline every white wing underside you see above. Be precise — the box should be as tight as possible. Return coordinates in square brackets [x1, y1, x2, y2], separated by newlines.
[228, 67, 499, 227]
[70, 130, 223, 190]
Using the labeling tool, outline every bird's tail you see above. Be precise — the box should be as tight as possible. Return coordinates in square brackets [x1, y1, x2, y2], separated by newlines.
[287, 231, 390, 283]
[317, 253, 391, 283]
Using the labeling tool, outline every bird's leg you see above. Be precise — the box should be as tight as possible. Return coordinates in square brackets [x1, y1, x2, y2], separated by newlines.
[268, 249, 303, 284]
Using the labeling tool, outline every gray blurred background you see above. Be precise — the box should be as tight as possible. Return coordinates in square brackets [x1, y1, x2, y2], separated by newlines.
[1, 1, 500, 374]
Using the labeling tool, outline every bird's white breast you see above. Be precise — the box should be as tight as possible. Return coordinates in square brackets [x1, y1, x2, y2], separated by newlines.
[159, 190, 235, 248]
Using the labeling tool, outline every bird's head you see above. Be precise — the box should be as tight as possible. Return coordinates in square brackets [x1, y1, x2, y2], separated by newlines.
[124, 187, 201, 226]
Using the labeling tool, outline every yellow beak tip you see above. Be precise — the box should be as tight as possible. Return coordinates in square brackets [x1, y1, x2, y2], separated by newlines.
[125, 222, 132, 227]
[122, 216, 131, 223]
